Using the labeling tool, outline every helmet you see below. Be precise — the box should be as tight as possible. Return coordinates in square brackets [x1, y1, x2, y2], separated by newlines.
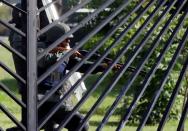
[45, 23, 73, 43]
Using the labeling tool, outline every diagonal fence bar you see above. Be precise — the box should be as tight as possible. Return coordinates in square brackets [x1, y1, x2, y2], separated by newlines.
[37, 0, 145, 109]
[38, 0, 142, 128]
[116, 1, 188, 130]
[137, 20, 188, 131]
[0, 61, 26, 85]
[37, 0, 151, 110]
[177, 93, 188, 131]
[1, 0, 188, 130]
[38, 0, 62, 13]
[0, 40, 26, 61]
[0, 82, 26, 108]
[75, 1, 175, 130]
[55, 0, 166, 130]
[37, 0, 121, 61]
[97, 1, 185, 131]
[0, 20, 26, 37]
[0, 104, 26, 130]
[37, 0, 134, 85]
[157, 55, 188, 131]
[37, 0, 153, 128]
[38, 0, 91, 16]
[0, 0, 27, 14]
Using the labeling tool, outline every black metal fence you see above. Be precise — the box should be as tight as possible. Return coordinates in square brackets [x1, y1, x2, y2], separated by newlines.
[0, 0, 188, 130]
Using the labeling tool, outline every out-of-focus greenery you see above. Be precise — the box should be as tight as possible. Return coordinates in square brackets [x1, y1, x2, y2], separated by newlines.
[81, 0, 188, 125]
[0, 0, 188, 127]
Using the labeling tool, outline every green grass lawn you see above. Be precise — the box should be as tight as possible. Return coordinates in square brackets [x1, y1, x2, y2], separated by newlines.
[0, 38, 187, 131]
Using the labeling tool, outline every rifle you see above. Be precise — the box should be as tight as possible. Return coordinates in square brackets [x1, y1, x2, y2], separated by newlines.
[79, 50, 147, 76]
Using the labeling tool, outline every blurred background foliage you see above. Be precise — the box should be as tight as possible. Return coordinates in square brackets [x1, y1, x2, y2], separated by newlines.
[0, 0, 188, 126]
[78, 0, 188, 125]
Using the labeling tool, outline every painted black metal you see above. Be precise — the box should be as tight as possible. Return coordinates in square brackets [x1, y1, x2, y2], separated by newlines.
[37, 0, 118, 60]
[37, 0, 152, 109]
[137, 15, 188, 131]
[0, 61, 26, 84]
[1, 0, 188, 131]
[37, 0, 131, 85]
[37, 0, 95, 37]
[97, 0, 181, 130]
[0, 82, 26, 108]
[0, 40, 26, 61]
[158, 54, 188, 131]
[38, 3, 157, 126]
[117, 1, 188, 130]
[38, 0, 138, 128]
[75, 0, 170, 130]
[38, 0, 151, 128]
[0, 1, 27, 130]
[77, 0, 184, 130]
[38, 0, 91, 16]
[116, 2, 188, 131]
[177, 93, 188, 131]
[38, 0, 61, 12]
[26, 0, 37, 130]
[0, 20, 26, 37]
[0, 0, 27, 14]
[0, 104, 26, 130]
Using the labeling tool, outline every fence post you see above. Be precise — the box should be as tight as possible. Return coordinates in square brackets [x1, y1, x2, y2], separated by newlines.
[27, 0, 37, 130]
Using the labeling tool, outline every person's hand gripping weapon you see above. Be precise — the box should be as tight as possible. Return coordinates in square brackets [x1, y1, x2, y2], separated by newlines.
[50, 41, 123, 71]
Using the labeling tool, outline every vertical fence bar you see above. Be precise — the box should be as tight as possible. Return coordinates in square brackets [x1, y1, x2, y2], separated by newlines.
[27, 0, 37, 130]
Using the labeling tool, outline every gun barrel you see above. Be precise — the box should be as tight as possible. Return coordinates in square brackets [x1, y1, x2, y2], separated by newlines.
[79, 50, 147, 76]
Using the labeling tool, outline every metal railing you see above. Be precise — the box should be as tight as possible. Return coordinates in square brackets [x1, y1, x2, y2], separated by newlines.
[0, 0, 188, 131]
